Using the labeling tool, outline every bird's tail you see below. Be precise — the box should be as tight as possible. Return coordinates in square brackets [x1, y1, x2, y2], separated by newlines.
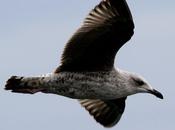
[5, 76, 45, 94]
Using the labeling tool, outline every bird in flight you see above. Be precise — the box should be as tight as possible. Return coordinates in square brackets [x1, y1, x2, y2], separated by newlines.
[5, 0, 163, 128]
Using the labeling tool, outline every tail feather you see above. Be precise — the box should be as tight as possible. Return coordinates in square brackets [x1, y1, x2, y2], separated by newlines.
[5, 76, 43, 94]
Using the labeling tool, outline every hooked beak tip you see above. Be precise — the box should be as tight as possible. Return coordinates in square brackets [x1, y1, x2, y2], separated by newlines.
[149, 89, 164, 99]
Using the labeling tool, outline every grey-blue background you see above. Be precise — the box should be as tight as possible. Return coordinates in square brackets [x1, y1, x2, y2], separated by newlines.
[0, 0, 174, 130]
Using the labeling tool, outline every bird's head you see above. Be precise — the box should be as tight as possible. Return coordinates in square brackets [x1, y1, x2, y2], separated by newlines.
[130, 74, 163, 99]
[118, 69, 163, 99]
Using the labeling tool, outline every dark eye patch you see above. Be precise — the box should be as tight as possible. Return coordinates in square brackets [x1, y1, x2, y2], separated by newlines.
[132, 78, 145, 86]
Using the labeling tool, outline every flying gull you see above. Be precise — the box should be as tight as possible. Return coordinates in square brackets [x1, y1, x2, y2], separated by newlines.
[5, 0, 163, 128]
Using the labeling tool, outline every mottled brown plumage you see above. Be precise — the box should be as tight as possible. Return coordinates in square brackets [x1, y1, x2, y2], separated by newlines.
[5, 0, 163, 128]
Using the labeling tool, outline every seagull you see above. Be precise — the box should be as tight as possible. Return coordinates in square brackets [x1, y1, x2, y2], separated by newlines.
[5, 0, 163, 128]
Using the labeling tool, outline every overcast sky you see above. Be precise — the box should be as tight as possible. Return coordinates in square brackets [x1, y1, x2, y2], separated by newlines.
[0, 0, 175, 130]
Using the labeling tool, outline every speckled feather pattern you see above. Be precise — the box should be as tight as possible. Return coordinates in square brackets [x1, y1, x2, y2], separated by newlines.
[4, 0, 163, 128]
[16, 68, 136, 99]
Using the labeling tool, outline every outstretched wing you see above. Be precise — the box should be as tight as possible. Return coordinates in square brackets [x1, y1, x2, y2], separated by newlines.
[79, 97, 127, 127]
[56, 0, 134, 72]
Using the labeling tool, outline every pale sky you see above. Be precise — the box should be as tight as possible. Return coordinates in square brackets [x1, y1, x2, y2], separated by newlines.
[0, 0, 175, 130]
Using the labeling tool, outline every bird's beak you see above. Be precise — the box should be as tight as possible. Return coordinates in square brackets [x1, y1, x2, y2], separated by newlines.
[148, 89, 164, 99]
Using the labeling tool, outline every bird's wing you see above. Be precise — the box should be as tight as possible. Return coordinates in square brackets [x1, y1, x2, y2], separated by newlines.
[79, 97, 126, 127]
[55, 0, 134, 72]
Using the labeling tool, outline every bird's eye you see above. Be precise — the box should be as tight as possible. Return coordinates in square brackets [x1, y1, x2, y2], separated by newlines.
[136, 80, 144, 86]
[132, 78, 145, 86]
